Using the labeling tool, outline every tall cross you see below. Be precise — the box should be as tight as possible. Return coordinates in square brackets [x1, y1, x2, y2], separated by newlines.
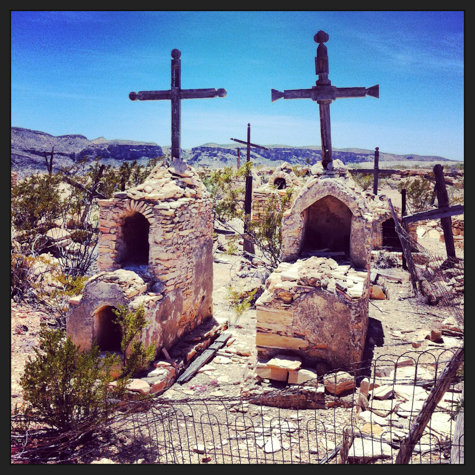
[129, 49, 227, 163]
[271, 31, 379, 169]
[230, 123, 269, 255]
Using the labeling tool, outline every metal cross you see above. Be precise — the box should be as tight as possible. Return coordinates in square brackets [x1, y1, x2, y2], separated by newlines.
[129, 49, 227, 163]
[271, 31, 379, 169]
[230, 123, 269, 255]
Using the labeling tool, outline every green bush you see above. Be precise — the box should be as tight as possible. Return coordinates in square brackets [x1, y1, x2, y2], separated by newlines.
[19, 326, 123, 431]
[10, 252, 35, 300]
[397, 176, 435, 212]
[11, 173, 65, 234]
[350, 172, 373, 191]
[112, 303, 155, 377]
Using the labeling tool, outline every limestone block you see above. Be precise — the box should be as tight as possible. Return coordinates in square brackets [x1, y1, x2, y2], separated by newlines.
[256, 362, 288, 382]
[125, 378, 151, 395]
[256, 307, 293, 331]
[267, 354, 302, 371]
[323, 371, 356, 396]
[288, 368, 319, 385]
[348, 436, 392, 463]
[256, 332, 309, 350]
[370, 285, 386, 300]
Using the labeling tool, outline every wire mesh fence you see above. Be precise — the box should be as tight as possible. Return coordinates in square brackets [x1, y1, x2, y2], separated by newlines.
[11, 345, 463, 464]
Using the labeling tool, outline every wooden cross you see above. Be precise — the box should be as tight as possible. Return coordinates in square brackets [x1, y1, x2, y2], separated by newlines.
[230, 123, 269, 255]
[271, 31, 379, 169]
[129, 49, 227, 163]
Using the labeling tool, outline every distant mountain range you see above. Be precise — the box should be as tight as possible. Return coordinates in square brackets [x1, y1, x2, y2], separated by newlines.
[11, 126, 454, 179]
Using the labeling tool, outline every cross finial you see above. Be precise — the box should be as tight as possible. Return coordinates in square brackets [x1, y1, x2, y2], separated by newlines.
[314, 30, 329, 44]
[171, 48, 181, 59]
[314, 30, 330, 85]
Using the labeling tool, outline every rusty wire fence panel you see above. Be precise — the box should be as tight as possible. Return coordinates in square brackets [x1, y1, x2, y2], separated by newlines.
[12, 346, 463, 464]
[105, 347, 462, 464]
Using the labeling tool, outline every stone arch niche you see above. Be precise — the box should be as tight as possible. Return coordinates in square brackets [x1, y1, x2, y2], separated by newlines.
[274, 177, 288, 190]
[301, 195, 352, 256]
[280, 178, 372, 269]
[381, 217, 402, 250]
[94, 305, 122, 352]
[117, 211, 150, 266]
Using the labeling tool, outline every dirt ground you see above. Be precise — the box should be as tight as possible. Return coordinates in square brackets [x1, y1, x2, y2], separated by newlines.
[11, 222, 462, 408]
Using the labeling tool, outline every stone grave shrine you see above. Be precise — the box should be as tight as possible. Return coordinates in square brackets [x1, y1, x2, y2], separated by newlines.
[256, 162, 374, 381]
[66, 161, 214, 360]
[252, 162, 300, 225]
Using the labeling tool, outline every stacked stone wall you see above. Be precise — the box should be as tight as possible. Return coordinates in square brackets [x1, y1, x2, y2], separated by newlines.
[67, 162, 214, 357]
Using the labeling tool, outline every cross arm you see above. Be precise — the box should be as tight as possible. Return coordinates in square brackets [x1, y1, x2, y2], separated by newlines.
[271, 88, 313, 102]
[129, 90, 172, 101]
[180, 88, 227, 99]
[129, 88, 227, 101]
[271, 84, 379, 102]
[230, 138, 269, 150]
[336, 85, 379, 99]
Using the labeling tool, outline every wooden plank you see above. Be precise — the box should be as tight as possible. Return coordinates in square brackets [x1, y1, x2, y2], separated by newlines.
[349, 169, 400, 175]
[402, 204, 464, 224]
[181, 88, 227, 99]
[176, 332, 232, 384]
[230, 137, 269, 150]
[375, 270, 403, 282]
[129, 90, 172, 101]
[335, 87, 368, 98]
[434, 164, 456, 259]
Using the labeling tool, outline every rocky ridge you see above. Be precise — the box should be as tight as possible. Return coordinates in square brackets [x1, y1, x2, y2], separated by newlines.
[11, 127, 454, 179]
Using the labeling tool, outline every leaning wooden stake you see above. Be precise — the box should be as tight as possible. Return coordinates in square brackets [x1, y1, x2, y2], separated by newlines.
[387, 198, 419, 295]
[395, 344, 464, 464]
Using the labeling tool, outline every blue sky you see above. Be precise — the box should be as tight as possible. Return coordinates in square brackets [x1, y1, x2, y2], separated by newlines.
[11, 11, 464, 161]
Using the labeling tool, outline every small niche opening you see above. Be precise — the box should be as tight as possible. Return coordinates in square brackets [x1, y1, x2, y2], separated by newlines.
[274, 177, 287, 190]
[94, 305, 122, 352]
[119, 212, 150, 266]
[382, 218, 403, 250]
[300, 195, 352, 256]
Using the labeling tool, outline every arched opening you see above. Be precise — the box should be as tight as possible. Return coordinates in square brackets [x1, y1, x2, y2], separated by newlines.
[274, 177, 287, 190]
[119, 212, 150, 266]
[382, 218, 402, 250]
[300, 195, 352, 256]
[94, 305, 122, 352]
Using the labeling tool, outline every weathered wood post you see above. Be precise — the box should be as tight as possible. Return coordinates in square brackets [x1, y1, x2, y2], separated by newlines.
[170, 49, 181, 161]
[433, 164, 456, 259]
[373, 147, 379, 195]
[230, 124, 269, 255]
[244, 124, 254, 254]
[401, 188, 408, 270]
[236, 148, 241, 169]
[271, 30, 379, 170]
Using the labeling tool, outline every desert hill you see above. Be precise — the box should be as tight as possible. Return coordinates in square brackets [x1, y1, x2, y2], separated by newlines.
[11, 126, 454, 179]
